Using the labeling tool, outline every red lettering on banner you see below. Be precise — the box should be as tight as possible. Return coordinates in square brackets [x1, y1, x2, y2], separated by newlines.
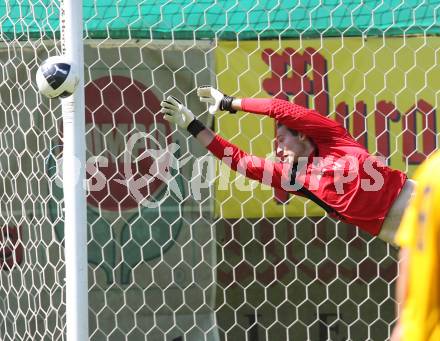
[335, 102, 349, 127]
[335, 101, 368, 149]
[353, 101, 368, 149]
[402, 100, 437, 164]
[262, 47, 329, 115]
[375, 101, 401, 160]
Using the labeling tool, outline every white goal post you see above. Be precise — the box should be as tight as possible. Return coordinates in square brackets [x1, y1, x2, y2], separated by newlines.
[60, 0, 88, 340]
[0, 1, 438, 341]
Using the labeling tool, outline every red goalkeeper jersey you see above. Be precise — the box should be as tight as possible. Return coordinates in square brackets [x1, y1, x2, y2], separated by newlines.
[207, 98, 407, 236]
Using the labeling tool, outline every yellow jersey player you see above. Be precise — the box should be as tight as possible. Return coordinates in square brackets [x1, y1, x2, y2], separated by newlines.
[391, 150, 440, 341]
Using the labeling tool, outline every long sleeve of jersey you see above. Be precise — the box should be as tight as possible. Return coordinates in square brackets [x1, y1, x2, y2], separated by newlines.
[241, 98, 350, 144]
[206, 134, 295, 191]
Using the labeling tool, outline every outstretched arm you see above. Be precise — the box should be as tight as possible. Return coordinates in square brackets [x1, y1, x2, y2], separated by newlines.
[198, 86, 349, 144]
[244, 98, 348, 143]
[160, 95, 289, 190]
[195, 127, 215, 147]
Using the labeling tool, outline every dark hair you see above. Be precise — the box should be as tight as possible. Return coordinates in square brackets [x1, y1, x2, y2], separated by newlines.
[276, 122, 298, 136]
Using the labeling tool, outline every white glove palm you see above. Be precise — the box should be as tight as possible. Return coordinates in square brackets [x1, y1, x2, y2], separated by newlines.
[161, 96, 195, 129]
[197, 86, 224, 115]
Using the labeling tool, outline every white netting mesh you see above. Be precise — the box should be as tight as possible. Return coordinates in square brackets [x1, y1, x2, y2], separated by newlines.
[0, 1, 439, 340]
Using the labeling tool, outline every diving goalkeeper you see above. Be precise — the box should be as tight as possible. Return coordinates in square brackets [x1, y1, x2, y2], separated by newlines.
[160, 87, 415, 245]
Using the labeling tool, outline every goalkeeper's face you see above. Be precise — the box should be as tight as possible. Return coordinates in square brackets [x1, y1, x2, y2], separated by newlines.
[276, 125, 313, 164]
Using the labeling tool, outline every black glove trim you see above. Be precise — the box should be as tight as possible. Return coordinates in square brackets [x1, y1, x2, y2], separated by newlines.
[170, 96, 182, 104]
[187, 119, 206, 137]
[220, 96, 237, 113]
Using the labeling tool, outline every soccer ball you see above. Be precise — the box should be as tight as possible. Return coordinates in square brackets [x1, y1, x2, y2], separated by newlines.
[36, 55, 79, 99]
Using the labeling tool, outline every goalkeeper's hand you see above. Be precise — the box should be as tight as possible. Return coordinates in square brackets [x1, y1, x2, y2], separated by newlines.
[197, 86, 237, 115]
[161, 96, 195, 129]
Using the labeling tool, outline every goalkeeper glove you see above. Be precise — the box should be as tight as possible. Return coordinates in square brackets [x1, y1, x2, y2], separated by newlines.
[161, 96, 206, 137]
[197, 86, 237, 115]
[161, 96, 195, 129]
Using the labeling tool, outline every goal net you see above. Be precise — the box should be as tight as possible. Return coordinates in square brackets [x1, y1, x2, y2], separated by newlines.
[0, 1, 439, 340]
